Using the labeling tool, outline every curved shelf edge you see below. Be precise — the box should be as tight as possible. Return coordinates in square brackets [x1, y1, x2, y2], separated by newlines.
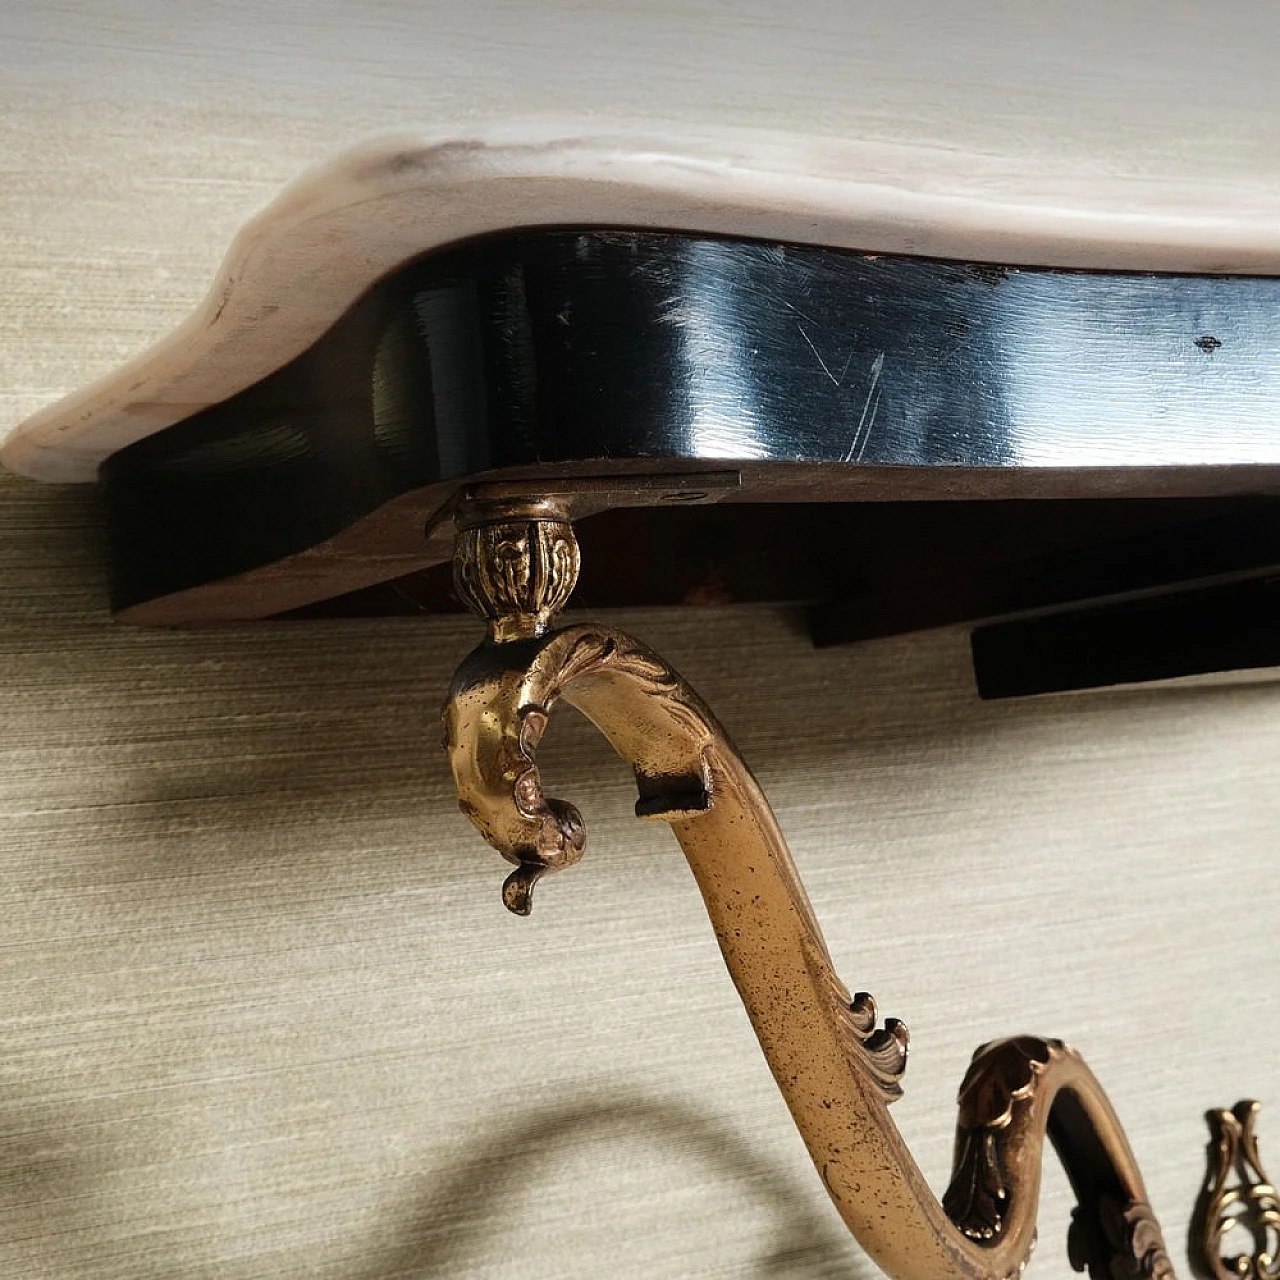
[9, 121, 1280, 483]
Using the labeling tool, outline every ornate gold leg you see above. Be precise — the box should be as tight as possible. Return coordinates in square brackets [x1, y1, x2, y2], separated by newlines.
[441, 495, 1176, 1280]
[1193, 1102, 1280, 1280]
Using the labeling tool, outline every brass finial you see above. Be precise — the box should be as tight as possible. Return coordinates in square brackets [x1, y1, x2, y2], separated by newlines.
[452, 497, 580, 642]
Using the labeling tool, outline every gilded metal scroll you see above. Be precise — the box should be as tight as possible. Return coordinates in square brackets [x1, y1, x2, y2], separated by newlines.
[442, 499, 1177, 1280]
[1193, 1102, 1280, 1280]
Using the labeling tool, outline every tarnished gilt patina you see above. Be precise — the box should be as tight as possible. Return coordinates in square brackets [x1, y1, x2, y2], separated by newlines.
[1193, 1102, 1280, 1280]
[451, 497, 581, 644]
[442, 497, 1176, 1280]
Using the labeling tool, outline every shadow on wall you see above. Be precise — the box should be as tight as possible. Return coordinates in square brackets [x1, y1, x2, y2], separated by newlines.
[5, 474, 1277, 900]
[1, 470, 1275, 1279]
[354, 1093, 860, 1280]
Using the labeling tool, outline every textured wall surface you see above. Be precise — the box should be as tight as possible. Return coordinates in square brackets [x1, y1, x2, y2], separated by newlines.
[3, 5, 1280, 1277]
[3, 477, 1278, 1279]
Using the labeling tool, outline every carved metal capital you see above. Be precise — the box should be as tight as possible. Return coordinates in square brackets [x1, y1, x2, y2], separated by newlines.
[453, 497, 580, 642]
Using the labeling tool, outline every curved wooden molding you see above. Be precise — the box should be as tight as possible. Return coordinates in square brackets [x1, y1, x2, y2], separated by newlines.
[7, 120, 1280, 483]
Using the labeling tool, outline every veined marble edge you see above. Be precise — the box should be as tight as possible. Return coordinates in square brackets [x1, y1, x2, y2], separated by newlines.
[7, 122, 1280, 485]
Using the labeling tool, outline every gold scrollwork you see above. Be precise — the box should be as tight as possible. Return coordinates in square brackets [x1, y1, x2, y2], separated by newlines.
[1194, 1101, 1280, 1280]
[441, 498, 1178, 1280]
[945, 1037, 1067, 1243]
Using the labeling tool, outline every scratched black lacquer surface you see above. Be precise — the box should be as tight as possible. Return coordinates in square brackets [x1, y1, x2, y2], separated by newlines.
[102, 229, 1280, 611]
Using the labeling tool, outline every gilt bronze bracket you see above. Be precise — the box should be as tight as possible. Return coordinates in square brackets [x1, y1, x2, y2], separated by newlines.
[441, 493, 1186, 1280]
[1193, 1102, 1280, 1280]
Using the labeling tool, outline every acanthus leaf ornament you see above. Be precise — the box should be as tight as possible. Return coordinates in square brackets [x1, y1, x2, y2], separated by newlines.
[442, 494, 1181, 1280]
[944, 1037, 1063, 1243]
[452, 497, 580, 644]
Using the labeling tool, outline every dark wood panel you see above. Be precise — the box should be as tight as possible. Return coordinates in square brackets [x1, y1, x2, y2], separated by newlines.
[101, 229, 1280, 626]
